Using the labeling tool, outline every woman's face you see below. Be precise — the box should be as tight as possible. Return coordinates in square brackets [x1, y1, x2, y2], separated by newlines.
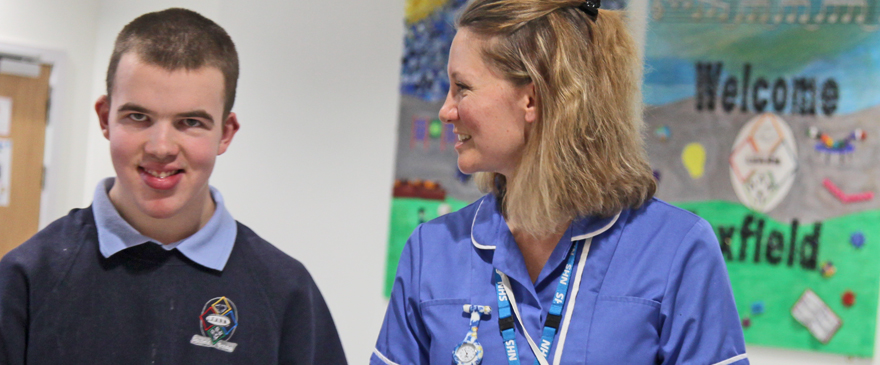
[439, 28, 536, 177]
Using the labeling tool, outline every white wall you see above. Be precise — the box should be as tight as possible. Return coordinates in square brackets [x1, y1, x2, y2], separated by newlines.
[3, 0, 879, 363]
[213, 0, 402, 361]
[0, 0, 101, 223]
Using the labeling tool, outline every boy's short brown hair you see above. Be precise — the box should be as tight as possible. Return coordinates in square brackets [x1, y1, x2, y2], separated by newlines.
[106, 8, 239, 117]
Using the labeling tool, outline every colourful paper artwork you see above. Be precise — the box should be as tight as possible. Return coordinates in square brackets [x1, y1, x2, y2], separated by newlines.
[645, 0, 880, 357]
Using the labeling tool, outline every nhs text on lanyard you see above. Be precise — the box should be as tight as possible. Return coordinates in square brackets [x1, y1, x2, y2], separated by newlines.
[494, 240, 581, 365]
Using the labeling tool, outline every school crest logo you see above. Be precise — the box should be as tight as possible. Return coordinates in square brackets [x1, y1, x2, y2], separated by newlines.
[190, 296, 239, 353]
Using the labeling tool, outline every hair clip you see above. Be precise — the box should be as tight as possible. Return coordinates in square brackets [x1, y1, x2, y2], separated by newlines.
[577, 0, 600, 21]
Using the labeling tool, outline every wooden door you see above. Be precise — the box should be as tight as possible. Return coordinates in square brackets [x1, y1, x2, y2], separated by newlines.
[0, 64, 51, 258]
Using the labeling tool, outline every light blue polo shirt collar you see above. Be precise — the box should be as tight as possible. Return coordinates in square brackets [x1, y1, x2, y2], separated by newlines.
[470, 193, 620, 285]
[92, 177, 237, 271]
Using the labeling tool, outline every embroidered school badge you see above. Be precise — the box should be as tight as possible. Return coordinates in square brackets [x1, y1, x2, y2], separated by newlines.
[190, 296, 239, 353]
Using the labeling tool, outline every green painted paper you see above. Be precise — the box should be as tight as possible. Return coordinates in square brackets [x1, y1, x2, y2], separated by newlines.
[384, 197, 471, 297]
[674, 200, 879, 357]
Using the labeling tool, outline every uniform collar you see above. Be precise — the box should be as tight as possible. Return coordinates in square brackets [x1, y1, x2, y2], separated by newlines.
[92, 177, 237, 271]
[470, 193, 620, 285]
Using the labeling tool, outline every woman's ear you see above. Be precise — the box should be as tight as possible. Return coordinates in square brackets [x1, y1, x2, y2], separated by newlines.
[523, 83, 537, 123]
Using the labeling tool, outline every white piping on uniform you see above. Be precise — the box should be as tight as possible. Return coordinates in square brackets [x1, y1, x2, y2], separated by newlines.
[711, 353, 748, 365]
[551, 212, 616, 363]
[372, 348, 400, 365]
[470, 199, 496, 250]
[553, 237, 592, 365]
[472, 204, 620, 250]
[571, 212, 620, 241]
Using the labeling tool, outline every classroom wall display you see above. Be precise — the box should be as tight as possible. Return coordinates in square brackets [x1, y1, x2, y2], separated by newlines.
[386, 0, 474, 298]
[644, 0, 880, 357]
[385, 0, 627, 297]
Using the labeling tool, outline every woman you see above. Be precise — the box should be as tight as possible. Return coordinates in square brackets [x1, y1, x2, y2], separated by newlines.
[372, 0, 748, 364]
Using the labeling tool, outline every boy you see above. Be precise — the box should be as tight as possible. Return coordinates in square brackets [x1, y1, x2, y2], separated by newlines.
[0, 8, 347, 364]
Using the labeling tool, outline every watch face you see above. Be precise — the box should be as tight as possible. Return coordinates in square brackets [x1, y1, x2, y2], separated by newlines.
[454, 342, 478, 362]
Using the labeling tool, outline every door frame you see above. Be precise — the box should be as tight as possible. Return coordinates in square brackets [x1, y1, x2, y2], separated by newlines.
[0, 42, 70, 228]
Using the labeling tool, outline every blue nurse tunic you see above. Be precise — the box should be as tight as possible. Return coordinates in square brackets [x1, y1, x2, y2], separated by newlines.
[372, 194, 748, 365]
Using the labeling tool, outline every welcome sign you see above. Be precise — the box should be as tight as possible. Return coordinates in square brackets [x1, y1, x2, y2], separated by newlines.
[644, 0, 880, 357]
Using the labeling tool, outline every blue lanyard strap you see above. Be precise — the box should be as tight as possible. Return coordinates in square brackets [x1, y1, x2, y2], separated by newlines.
[495, 241, 581, 365]
[495, 270, 522, 365]
[535, 240, 580, 363]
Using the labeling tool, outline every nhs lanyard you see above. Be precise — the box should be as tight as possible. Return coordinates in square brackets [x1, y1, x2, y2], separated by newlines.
[494, 239, 584, 365]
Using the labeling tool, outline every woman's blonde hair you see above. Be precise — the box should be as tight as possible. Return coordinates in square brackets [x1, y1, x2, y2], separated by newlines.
[459, 0, 656, 236]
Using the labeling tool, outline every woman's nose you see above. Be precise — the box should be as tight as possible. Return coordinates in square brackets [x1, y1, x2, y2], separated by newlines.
[438, 92, 457, 123]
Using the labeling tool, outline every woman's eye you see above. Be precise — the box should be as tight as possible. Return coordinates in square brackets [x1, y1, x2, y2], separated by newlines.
[182, 119, 202, 128]
[129, 113, 148, 122]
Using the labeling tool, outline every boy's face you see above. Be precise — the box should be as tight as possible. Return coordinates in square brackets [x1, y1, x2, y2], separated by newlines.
[96, 52, 238, 220]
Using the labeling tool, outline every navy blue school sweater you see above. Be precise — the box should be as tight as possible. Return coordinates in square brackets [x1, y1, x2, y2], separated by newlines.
[0, 207, 347, 364]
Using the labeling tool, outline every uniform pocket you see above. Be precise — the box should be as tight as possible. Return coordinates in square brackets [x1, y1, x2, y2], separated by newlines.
[586, 295, 661, 364]
[419, 299, 472, 363]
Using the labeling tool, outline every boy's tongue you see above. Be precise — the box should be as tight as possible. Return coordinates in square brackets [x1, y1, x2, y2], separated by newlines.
[139, 167, 183, 190]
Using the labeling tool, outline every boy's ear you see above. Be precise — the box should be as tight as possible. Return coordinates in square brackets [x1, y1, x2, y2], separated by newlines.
[218, 112, 240, 155]
[95, 95, 111, 139]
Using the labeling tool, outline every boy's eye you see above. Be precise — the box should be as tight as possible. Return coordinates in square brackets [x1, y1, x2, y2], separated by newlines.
[182, 119, 202, 128]
[129, 113, 148, 122]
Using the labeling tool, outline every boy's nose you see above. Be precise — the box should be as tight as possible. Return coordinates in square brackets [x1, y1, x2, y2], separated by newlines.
[144, 123, 179, 161]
